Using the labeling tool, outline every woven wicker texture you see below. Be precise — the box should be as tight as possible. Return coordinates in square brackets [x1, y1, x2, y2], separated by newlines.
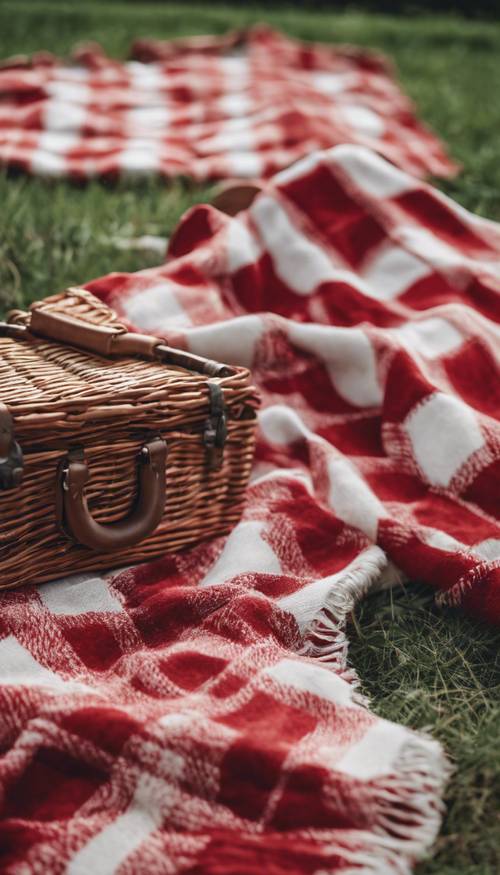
[0, 290, 258, 589]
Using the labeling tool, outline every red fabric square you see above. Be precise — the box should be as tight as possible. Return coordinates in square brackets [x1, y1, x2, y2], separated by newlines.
[2, 748, 106, 821]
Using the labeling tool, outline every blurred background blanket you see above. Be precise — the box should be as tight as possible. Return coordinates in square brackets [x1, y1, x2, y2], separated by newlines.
[0, 26, 458, 182]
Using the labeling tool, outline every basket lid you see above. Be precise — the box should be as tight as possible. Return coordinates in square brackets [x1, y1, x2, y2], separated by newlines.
[0, 289, 253, 446]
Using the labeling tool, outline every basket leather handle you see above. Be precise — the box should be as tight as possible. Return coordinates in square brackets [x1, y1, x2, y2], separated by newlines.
[58, 437, 167, 552]
[25, 300, 234, 378]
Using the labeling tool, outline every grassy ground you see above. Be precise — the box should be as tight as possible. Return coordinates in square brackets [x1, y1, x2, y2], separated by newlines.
[0, 3, 499, 872]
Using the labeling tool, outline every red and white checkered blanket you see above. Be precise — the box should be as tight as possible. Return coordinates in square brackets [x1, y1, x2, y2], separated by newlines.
[0, 26, 457, 181]
[1, 143, 498, 874]
[87, 141, 500, 626]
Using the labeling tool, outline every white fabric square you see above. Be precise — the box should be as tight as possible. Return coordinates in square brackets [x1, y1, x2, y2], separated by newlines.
[126, 61, 164, 89]
[43, 100, 87, 133]
[392, 317, 463, 358]
[219, 56, 250, 78]
[339, 105, 384, 138]
[250, 195, 338, 294]
[474, 539, 500, 560]
[31, 132, 78, 176]
[312, 71, 355, 95]
[398, 226, 465, 270]
[226, 152, 263, 179]
[199, 126, 255, 155]
[39, 573, 122, 616]
[127, 106, 171, 130]
[259, 405, 310, 446]
[334, 720, 441, 780]
[264, 657, 353, 706]
[200, 519, 281, 586]
[328, 144, 413, 198]
[120, 142, 161, 175]
[0, 635, 95, 694]
[188, 315, 264, 368]
[46, 81, 91, 104]
[226, 217, 263, 272]
[30, 150, 67, 177]
[288, 323, 382, 407]
[274, 149, 324, 186]
[327, 457, 386, 540]
[217, 93, 252, 117]
[122, 282, 190, 330]
[405, 392, 484, 487]
[362, 244, 430, 299]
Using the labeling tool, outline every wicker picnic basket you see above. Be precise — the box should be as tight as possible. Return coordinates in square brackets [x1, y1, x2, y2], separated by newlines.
[0, 288, 259, 590]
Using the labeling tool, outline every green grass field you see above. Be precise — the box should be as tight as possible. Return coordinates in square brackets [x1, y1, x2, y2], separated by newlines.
[0, 3, 499, 872]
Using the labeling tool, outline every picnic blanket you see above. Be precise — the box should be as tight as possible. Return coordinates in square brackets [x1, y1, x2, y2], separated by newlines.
[0, 26, 458, 182]
[1, 144, 498, 874]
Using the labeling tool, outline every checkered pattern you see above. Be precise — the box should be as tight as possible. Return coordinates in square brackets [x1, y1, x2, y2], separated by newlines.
[88, 142, 500, 625]
[2, 143, 499, 873]
[0, 546, 446, 874]
[0, 26, 457, 181]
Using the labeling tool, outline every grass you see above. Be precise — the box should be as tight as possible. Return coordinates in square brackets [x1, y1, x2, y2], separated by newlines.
[0, 2, 499, 872]
[349, 586, 500, 875]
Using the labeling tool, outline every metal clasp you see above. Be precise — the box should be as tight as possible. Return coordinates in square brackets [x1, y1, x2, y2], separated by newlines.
[203, 383, 227, 470]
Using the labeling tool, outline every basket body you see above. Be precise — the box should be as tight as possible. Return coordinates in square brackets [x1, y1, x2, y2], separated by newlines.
[0, 290, 258, 589]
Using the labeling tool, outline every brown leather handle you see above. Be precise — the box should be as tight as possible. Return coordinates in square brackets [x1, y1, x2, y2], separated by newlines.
[29, 305, 160, 358]
[24, 295, 234, 378]
[58, 437, 167, 552]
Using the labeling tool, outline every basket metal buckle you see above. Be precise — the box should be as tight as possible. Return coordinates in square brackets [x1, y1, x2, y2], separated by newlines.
[203, 383, 227, 469]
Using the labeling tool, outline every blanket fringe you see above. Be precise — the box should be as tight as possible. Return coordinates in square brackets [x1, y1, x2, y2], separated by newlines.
[297, 547, 451, 874]
[335, 734, 452, 875]
[384, 734, 450, 867]
[299, 546, 398, 697]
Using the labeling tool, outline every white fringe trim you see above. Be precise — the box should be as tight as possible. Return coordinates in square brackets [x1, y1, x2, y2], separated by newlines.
[297, 545, 451, 874]
[299, 546, 399, 700]
[323, 734, 452, 875]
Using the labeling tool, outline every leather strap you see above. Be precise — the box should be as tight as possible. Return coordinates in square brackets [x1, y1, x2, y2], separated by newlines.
[25, 301, 234, 377]
[58, 437, 167, 552]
